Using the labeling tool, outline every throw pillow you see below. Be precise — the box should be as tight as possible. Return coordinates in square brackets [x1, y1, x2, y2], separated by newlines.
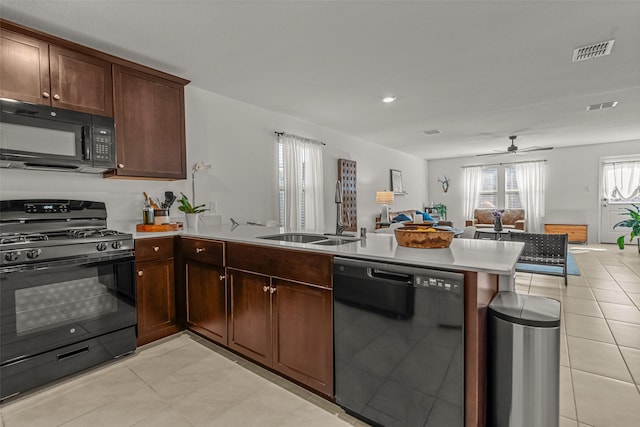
[416, 210, 435, 221]
[392, 213, 412, 222]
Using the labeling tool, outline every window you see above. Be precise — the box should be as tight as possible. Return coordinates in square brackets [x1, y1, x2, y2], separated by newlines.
[505, 166, 522, 209]
[278, 142, 307, 227]
[277, 134, 324, 229]
[478, 168, 497, 208]
[476, 166, 522, 209]
[602, 160, 640, 203]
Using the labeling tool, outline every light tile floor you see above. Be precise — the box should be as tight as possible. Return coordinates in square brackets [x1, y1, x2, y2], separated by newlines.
[515, 243, 640, 427]
[0, 333, 363, 427]
[1, 243, 638, 427]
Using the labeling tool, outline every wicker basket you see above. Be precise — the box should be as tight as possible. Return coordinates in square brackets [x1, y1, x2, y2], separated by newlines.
[394, 224, 455, 248]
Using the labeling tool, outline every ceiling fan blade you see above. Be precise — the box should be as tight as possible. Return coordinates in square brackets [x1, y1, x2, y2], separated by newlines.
[518, 146, 554, 152]
[476, 151, 508, 157]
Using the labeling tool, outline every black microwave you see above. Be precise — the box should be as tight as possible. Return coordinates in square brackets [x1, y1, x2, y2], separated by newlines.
[0, 99, 116, 173]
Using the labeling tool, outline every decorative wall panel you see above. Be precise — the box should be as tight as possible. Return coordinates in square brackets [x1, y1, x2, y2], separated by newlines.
[338, 159, 357, 232]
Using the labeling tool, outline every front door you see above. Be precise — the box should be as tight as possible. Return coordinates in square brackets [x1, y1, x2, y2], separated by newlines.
[600, 201, 634, 244]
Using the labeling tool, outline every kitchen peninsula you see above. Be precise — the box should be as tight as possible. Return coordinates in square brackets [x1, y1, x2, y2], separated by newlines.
[118, 222, 524, 427]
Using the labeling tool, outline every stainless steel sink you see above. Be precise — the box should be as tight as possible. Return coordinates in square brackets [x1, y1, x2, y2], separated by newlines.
[312, 238, 360, 246]
[257, 233, 360, 245]
[257, 233, 328, 243]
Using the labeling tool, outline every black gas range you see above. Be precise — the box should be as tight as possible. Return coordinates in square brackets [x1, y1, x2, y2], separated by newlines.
[0, 199, 136, 400]
[0, 199, 133, 269]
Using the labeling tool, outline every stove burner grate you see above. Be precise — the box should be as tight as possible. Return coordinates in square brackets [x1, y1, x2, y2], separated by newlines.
[66, 229, 122, 239]
[0, 233, 49, 245]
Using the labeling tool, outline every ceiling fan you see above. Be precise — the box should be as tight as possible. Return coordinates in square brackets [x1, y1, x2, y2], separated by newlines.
[477, 135, 553, 156]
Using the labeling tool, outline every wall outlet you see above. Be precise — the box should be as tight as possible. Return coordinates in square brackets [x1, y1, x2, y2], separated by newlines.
[209, 201, 217, 213]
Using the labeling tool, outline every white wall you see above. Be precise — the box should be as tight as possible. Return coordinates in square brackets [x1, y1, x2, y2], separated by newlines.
[184, 86, 428, 231]
[0, 85, 428, 232]
[426, 139, 640, 242]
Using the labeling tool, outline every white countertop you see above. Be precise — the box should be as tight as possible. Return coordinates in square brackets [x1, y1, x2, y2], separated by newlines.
[110, 220, 523, 276]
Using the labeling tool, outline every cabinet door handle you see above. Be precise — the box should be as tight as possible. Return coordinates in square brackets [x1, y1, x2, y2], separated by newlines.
[53, 94, 61, 100]
[219, 275, 226, 281]
[153, 246, 160, 252]
[42, 92, 50, 98]
[118, 163, 125, 168]
[196, 248, 205, 253]
[263, 285, 269, 293]
[137, 270, 143, 276]
[269, 287, 276, 294]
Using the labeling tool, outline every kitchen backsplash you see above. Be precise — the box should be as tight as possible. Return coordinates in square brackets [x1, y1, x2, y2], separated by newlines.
[0, 168, 188, 222]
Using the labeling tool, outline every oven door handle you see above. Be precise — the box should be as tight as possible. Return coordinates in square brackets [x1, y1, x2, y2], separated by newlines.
[1, 253, 134, 273]
[57, 346, 90, 362]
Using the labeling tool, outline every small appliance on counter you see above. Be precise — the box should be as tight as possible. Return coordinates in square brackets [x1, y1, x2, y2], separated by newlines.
[0, 199, 136, 400]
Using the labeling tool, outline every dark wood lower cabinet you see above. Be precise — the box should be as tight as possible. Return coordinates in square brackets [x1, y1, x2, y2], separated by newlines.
[228, 268, 333, 397]
[136, 257, 178, 346]
[228, 269, 272, 366]
[185, 260, 228, 346]
[272, 279, 333, 396]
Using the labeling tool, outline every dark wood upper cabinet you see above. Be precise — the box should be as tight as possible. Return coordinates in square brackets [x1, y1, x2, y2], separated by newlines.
[107, 64, 186, 179]
[0, 29, 112, 117]
[1, 19, 189, 180]
[48, 45, 112, 116]
[0, 29, 49, 105]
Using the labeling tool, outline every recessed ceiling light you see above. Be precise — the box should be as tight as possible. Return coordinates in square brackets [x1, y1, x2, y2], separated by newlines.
[382, 97, 397, 103]
[421, 129, 441, 136]
[586, 101, 618, 111]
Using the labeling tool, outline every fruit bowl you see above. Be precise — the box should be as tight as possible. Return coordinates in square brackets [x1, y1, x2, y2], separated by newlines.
[393, 224, 455, 248]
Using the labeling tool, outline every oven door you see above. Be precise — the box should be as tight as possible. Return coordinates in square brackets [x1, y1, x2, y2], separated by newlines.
[0, 255, 136, 365]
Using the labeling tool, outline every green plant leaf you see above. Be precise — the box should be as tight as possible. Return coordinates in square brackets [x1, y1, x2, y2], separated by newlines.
[617, 235, 625, 249]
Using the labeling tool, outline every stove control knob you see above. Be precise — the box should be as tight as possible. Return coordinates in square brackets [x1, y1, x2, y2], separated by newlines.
[112, 241, 123, 249]
[26, 249, 42, 259]
[97, 242, 108, 252]
[5, 251, 21, 262]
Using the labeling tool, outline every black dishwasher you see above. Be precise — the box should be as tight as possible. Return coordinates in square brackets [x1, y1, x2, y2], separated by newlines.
[333, 257, 464, 427]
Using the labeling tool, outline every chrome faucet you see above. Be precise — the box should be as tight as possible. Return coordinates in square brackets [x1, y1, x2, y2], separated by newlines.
[334, 180, 351, 235]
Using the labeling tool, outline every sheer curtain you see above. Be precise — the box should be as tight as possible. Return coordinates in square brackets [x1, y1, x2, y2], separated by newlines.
[515, 161, 546, 233]
[463, 166, 483, 221]
[603, 161, 640, 202]
[281, 133, 324, 230]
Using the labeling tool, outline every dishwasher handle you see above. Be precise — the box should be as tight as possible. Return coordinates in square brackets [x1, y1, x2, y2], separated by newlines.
[369, 268, 412, 283]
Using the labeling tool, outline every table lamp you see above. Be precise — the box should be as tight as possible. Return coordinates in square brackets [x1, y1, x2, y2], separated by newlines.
[376, 191, 394, 222]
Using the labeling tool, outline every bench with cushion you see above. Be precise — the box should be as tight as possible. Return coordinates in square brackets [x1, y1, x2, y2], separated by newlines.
[508, 232, 568, 286]
[465, 208, 525, 230]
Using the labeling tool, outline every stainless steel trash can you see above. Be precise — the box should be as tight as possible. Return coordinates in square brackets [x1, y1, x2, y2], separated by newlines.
[488, 291, 561, 427]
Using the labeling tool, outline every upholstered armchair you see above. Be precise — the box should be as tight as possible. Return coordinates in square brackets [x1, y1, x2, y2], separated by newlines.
[465, 208, 525, 230]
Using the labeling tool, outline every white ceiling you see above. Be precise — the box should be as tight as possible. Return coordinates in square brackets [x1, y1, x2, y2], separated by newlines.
[2, 0, 639, 160]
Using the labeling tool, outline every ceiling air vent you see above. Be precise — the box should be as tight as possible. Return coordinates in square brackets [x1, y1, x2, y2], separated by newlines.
[572, 40, 615, 62]
[421, 129, 441, 136]
[586, 101, 618, 111]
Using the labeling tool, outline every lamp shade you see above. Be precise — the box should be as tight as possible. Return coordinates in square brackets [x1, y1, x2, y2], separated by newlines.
[376, 191, 394, 205]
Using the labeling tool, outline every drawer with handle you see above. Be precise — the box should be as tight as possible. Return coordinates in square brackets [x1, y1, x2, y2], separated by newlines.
[135, 237, 174, 262]
[181, 237, 224, 266]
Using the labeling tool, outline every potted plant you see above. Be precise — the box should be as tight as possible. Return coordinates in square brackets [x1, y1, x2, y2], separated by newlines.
[433, 203, 447, 221]
[178, 193, 207, 228]
[614, 204, 640, 251]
